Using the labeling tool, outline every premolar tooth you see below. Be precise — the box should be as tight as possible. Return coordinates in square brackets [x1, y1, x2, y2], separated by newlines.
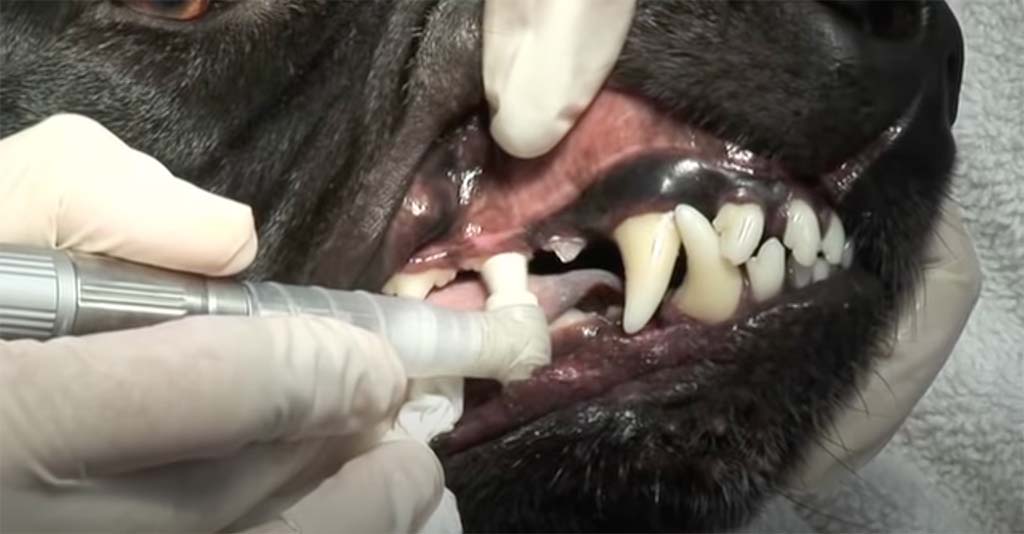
[481, 252, 537, 309]
[549, 308, 590, 330]
[670, 205, 744, 324]
[613, 212, 680, 334]
[713, 203, 765, 265]
[821, 212, 846, 265]
[788, 256, 813, 289]
[547, 236, 586, 264]
[783, 199, 822, 266]
[746, 238, 785, 302]
[841, 239, 855, 269]
[382, 269, 457, 300]
[812, 258, 831, 282]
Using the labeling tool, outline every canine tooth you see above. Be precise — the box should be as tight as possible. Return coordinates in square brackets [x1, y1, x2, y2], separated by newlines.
[548, 236, 587, 264]
[481, 252, 538, 308]
[821, 212, 846, 265]
[713, 203, 765, 265]
[788, 257, 813, 289]
[382, 269, 457, 300]
[813, 258, 831, 282]
[746, 238, 785, 302]
[613, 212, 680, 334]
[670, 205, 744, 324]
[783, 199, 822, 267]
[841, 239, 855, 269]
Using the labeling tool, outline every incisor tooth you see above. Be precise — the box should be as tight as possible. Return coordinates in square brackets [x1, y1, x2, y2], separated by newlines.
[613, 212, 680, 334]
[713, 203, 765, 265]
[382, 269, 457, 300]
[813, 258, 831, 282]
[671, 205, 743, 324]
[841, 240, 855, 268]
[746, 238, 785, 302]
[788, 256, 813, 289]
[820, 212, 846, 265]
[783, 199, 822, 266]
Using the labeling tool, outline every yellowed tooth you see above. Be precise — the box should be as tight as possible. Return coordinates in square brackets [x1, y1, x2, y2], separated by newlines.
[746, 238, 785, 302]
[382, 268, 457, 300]
[613, 212, 680, 334]
[713, 203, 765, 265]
[820, 212, 846, 265]
[671, 205, 744, 324]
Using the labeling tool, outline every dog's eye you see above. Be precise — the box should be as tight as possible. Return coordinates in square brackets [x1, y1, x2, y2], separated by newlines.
[122, 0, 211, 21]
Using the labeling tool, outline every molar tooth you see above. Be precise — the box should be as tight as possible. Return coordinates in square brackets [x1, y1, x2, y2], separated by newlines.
[783, 199, 822, 267]
[787, 256, 813, 289]
[812, 258, 831, 282]
[613, 212, 680, 334]
[841, 239, 855, 269]
[713, 203, 765, 265]
[821, 212, 846, 265]
[746, 238, 785, 302]
[670, 205, 744, 324]
[382, 268, 457, 300]
[547, 236, 587, 264]
[481, 252, 537, 309]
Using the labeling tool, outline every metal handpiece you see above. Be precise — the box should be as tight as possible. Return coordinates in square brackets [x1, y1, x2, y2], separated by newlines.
[0, 244, 549, 381]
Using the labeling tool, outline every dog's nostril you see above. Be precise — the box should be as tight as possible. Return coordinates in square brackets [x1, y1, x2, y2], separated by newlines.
[820, 0, 925, 40]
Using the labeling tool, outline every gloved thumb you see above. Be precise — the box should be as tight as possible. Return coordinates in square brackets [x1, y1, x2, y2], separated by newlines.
[0, 114, 257, 276]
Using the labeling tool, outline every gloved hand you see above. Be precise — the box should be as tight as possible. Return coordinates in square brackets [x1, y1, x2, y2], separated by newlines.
[0, 114, 443, 533]
[791, 198, 982, 489]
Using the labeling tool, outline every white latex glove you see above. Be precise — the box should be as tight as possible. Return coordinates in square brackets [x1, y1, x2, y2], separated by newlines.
[484, 0, 636, 158]
[792, 198, 983, 489]
[0, 114, 442, 533]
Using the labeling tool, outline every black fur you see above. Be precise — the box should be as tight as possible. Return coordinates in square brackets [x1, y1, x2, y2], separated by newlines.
[0, 1, 964, 531]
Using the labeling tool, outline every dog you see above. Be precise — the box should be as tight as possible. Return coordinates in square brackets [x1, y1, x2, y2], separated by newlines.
[0, 1, 964, 531]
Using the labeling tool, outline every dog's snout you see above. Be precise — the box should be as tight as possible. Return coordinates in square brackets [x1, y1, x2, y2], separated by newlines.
[819, 0, 926, 40]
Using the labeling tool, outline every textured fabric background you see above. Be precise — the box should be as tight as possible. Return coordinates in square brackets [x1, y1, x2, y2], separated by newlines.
[744, 1, 1024, 532]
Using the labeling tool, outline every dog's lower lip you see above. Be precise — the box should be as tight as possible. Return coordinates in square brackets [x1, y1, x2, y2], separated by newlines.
[435, 269, 876, 454]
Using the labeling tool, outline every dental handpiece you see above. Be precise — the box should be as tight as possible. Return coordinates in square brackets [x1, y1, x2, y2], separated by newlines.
[0, 244, 549, 382]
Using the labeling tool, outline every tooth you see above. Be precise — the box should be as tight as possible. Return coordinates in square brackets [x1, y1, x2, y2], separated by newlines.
[547, 236, 587, 264]
[481, 252, 538, 308]
[841, 239, 855, 269]
[813, 258, 831, 282]
[783, 199, 822, 267]
[820, 212, 846, 265]
[713, 203, 765, 265]
[788, 256, 813, 289]
[670, 205, 744, 324]
[746, 238, 785, 302]
[613, 212, 680, 334]
[382, 269, 457, 300]
[549, 309, 590, 330]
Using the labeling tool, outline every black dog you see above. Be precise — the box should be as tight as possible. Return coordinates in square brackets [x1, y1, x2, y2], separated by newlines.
[0, 1, 964, 531]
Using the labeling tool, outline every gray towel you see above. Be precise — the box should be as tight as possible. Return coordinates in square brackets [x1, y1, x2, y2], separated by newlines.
[745, 1, 1024, 532]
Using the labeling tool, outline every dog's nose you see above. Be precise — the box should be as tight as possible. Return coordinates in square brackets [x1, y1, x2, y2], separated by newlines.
[818, 0, 926, 40]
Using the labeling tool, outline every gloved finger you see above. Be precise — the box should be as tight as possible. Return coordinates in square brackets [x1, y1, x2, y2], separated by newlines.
[484, 0, 636, 158]
[0, 114, 256, 276]
[0, 315, 406, 478]
[280, 433, 445, 534]
[792, 198, 982, 489]
[1, 439, 328, 533]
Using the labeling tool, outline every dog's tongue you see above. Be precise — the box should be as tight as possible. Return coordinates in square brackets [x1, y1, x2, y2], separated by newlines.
[425, 269, 622, 321]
